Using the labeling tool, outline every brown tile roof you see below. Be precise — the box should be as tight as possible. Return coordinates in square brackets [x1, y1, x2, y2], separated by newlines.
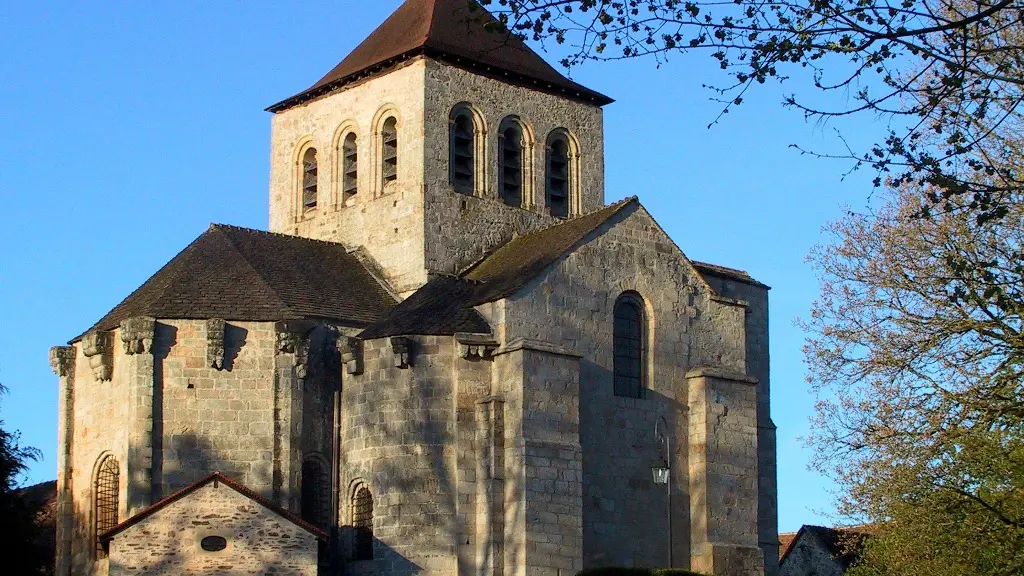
[75, 224, 396, 341]
[100, 472, 327, 544]
[267, 0, 612, 112]
[778, 531, 798, 559]
[359, 198, 637, 339]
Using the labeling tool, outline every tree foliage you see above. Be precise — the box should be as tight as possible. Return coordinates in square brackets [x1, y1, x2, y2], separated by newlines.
[802, 177, 1024, 574]
[477, 0, 1024, 225]
[0, 383, 48, 574]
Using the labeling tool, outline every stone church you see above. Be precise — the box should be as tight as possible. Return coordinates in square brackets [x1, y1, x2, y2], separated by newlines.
[48, 0, 778, 575]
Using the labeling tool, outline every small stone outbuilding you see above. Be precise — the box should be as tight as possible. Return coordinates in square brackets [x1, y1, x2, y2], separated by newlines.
[778, 525, 869, 576]
[101, 473, 326, 575]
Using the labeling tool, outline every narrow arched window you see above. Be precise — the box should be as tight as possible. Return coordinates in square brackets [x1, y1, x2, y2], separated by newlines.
[352, 484, 374, 560]
[94, 455, 120, 558]
[301, 147, 318, 210]
[381, 117, 398, 187]
[449, 109, 475, 194]
[613, 292, 645, 398]
[342, 132, 358, 201]
[301, 457, 330, 529]
[499, 118, 524, 208]
[546, 132, 571, 218]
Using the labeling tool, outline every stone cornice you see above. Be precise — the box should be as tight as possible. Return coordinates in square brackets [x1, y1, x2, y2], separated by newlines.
[493, 338, 582, 359]
[685, 366, 758, 385]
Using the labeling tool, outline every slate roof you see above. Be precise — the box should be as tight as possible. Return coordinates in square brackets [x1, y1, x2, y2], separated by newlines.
[100, 472, 327, 543]
[691, 260, 769, 289]
[360, 198, 637, 339]
[76, 224, 396, 341]
[267, 0, 612, 112]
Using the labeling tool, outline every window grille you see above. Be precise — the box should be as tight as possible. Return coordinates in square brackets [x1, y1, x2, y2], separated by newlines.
[546, 135, 570, 218]
[613, 293, 645, 398]
[342, 133, 358, 200]
[381, 117, 398, 186]
[352, 485, 374, 561]
[499, 122, 523, 208]
[449, 112, 475, 194]
[301, 458, 331, 529]
[94, 455, 119, 557]
[302, 147, 318, 209]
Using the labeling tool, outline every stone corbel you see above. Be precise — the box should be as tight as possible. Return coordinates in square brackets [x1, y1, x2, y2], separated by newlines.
[337, 336, 364, 375]
[81, 331, 113, 381]
[276, 320, 314, 380]
[390, 336, 412, 369]
[120, 316, 155, 355]
[455, 332, 499, 361]
[49, 346, 76, 377]
[206, 318, 226, 370]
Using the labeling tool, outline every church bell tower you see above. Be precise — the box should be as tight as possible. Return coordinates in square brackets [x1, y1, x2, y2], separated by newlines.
[265, 0, 613, 295]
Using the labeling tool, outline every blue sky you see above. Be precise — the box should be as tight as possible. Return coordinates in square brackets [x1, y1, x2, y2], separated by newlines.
[0, 1, 883, 532]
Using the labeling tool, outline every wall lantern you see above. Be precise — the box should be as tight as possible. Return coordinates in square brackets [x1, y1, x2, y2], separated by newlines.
[651, 457, 670, 485]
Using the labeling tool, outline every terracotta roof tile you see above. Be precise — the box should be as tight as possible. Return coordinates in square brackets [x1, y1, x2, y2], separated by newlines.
[267, 0, 612, 112]
[75, 224, 396, 341]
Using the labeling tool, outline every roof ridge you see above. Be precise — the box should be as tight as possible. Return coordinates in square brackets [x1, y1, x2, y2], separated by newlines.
[100, 472, 327, 543]
[210, 223, 350, 248]
[214, 226, 298, 319]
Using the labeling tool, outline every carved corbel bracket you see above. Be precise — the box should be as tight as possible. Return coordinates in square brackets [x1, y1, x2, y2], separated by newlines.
[337, 336, 364, 375]
[81, 331, 113, 381]
[206, 318, 226, 370]
[49, 346, 76, 377]
[390, 336, 412, 369]
[276, 320, 315, 380]
[120, 316, 155, 355]
[455, 332, 499, 361]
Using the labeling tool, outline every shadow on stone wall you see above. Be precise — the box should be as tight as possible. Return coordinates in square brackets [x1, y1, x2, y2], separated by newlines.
[578, 359, 690, 569]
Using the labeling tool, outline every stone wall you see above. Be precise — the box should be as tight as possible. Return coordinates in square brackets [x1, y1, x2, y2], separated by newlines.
[687, 369, 763, 576]
[268, 59, 429, 294]
[65, 331, 133, 576]
[107, 481, 319, 575]
[497, 341, 584, 576]
[339, 335, 459, 575]
[700, 274, 778, 575]
[268, 58, 608, 293]
[421, 60, 605, 276]
[777, 532, 844, 576]
[489, 203, 756, 572]
[62, 318, 336, 575]
[153, 320, 279, 497]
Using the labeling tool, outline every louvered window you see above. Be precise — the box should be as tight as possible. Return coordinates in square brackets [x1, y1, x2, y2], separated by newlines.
[342, 133, 358, 200]
[449, 112, 475, 194]
[546, 135, 570, 218]
[499, 121, 523, 208]
[301, 457, 331, 530]
[613, 293, 645, 398]
[302, 147, 318, 209]
[352, 485, 374, 560]
[94, 455, 119, 558]
[382, 117, 398, 186]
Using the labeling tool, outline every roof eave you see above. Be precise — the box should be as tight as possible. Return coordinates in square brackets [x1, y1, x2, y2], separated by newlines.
[266, 48, 613, 114]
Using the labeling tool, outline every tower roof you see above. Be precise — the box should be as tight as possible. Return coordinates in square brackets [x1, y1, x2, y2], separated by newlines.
[267, 0, 612, 112]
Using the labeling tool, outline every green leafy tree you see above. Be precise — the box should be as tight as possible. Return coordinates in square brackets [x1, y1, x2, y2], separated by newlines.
[802, 174, 1024, 574]
[0, 383, 48, 574]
